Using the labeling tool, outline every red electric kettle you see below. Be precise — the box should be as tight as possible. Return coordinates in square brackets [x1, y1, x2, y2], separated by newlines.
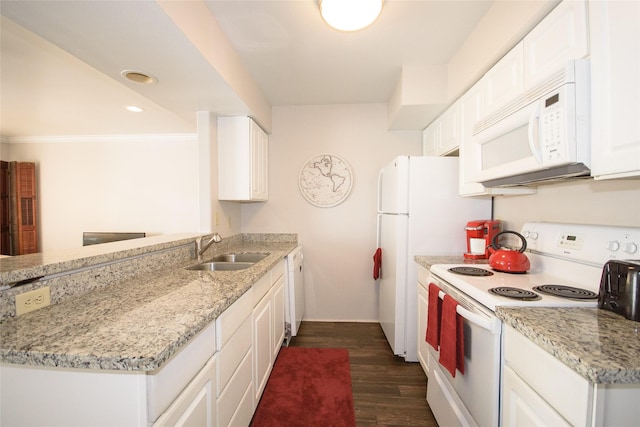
[488, 231, 531, 273]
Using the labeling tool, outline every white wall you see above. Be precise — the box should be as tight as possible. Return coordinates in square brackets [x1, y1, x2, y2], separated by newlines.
[8, 135, 200, 251]
[494, 178, 640, 232]
[241, 104, 421, 322]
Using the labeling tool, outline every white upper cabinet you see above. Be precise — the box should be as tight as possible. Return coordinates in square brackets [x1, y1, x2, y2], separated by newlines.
[218, 117, 268, 202]
[523, 0, 589, 88]
[483, 44, 524, 119]
[422, 101, 460, 157]
[422, 122, 439, 156]
[589, 0, 640, 180]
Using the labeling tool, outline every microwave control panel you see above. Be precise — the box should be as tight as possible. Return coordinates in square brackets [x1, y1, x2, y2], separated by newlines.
[539, 92, 565, 162]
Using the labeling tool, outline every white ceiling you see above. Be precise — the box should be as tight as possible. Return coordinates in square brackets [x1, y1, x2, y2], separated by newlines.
[0, 0, 494, 139]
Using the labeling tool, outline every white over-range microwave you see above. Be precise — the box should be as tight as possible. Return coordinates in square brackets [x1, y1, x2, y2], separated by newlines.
[472, 60, 590, 187]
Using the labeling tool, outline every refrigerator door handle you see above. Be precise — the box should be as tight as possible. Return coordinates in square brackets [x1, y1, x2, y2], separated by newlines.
[376, 213, 381, 247]
[376, 168, 384, 213]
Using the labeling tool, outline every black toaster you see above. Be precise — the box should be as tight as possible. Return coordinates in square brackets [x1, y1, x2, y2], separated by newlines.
[598, 260, 640, 322]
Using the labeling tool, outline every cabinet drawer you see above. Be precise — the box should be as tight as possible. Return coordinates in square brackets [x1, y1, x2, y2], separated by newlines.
[147, 320, 216, 422]
[271, 259, 285, 282]
[253, 273, 272, 305]
[216, 316, 252, 395]
[217, 349, 253, 427]
[504, 325, 591, 426]
[216, 289, 253, 351]
[417, 265, 430, 285]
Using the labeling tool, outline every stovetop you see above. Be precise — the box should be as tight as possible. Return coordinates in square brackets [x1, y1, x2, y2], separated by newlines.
[430, 263, 600, 311]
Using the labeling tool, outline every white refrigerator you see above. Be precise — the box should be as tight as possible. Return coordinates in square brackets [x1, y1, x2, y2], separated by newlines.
[376, 155, 491, 361]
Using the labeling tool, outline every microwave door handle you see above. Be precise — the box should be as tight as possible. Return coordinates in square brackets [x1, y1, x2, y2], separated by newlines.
[528, 103, 543, 164]
[438, 290, 501, 334]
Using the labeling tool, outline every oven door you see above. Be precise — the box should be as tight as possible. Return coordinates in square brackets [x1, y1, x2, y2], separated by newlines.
[426, 275, 502, 427]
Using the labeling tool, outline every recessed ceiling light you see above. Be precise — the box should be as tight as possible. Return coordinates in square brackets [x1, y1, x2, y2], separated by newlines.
[121, 70, 157, 84]
[319, 0, 384, 32]
[125, 106, 144, 113]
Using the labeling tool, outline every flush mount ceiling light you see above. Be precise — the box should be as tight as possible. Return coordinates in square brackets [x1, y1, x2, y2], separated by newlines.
[125, 105, 144, 113]
[319, 0, 383, 31]
[120, 70, 157, 84]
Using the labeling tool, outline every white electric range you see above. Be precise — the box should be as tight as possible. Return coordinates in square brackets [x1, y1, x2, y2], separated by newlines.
[424, 222, 640, 427]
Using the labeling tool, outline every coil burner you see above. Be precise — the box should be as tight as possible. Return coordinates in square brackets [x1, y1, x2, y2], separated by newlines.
[488, 287, 541, 301]
[448, 267, 494, 277]
[532, 285, 598, 300]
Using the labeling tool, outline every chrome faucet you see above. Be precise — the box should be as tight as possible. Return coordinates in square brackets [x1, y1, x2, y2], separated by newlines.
[196, 233, 222, 260]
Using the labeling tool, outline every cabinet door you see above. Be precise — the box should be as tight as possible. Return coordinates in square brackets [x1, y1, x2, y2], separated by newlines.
[502, 365, 571, 427]
[422, 123, 439, 156]
[524, 0, 589, 88]
[439, 102, 460, 155]
[218, 116, 269, 201]
[483, 44, 524, 118]
[154, 356, 216, 427]
[417, 278, 429, 375]
[253, 293, 272, 403]
[590, 0, 640, 180]
[250, 120, 268, 200]
[271, 274, 285, 358]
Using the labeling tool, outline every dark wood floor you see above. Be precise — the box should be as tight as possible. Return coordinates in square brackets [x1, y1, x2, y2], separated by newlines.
[289, 322, 439, 427]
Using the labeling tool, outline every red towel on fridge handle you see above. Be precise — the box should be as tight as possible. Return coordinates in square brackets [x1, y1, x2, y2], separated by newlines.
[426, 283, 442, 351]
[439, 294, 465, 377]
[373, 248, 382, 279]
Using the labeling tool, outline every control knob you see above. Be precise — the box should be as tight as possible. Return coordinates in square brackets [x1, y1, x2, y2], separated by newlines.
[607, 240, 621, 251]
[623, 242, 638, 255]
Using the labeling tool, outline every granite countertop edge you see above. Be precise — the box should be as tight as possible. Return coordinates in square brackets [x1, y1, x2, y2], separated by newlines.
[497, 307, 640, 385]
[0, 239, 297, 372]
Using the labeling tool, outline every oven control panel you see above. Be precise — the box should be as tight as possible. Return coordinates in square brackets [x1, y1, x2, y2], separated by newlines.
[521, 222, 640, 265]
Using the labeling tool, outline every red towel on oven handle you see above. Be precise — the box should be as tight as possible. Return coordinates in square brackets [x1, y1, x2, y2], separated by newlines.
[426, 283, 442, 351]
[439, 294, 465, 377]
[373, 248, 382, 280]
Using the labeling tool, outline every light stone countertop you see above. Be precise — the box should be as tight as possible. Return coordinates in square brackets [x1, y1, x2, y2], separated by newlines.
[414, 255, 489, 269]
[0, 240, 297, 372]
[497, 307, 640, 384]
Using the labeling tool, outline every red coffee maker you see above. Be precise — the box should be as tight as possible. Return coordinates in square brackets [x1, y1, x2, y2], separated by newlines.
[464, 220, 502, 259]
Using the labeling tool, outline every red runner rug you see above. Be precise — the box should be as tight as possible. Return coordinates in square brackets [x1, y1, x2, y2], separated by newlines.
[251, 347, 356, 427]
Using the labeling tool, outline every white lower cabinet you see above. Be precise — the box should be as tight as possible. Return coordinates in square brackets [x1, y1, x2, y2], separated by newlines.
[502, 364, 572, 427]
[154, 355, 217, 427]
[253, 260, 286, 404]
[0, 261, 288, 427]
[416, 265, 430, 375]
[253, 290, 273, 403]
[502, 325, 640, 427]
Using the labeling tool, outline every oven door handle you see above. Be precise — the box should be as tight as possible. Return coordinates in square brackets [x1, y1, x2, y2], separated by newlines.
[438, 290, 501, 334]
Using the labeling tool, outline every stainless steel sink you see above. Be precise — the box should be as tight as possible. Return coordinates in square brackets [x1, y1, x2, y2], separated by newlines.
[207, 253, 269, 263]
[186, 252, 269, 271]
[186, 262, 255, 271]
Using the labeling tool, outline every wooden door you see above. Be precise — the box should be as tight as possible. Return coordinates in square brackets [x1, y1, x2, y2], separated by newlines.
[9, 162, 38, 255]
[1, 161, 10, 255]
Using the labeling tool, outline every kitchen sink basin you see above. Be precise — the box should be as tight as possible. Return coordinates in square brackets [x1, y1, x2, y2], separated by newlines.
[186, 252, 269, 272]
[207, 252, 269, 263]
[186, 261, 255, 271]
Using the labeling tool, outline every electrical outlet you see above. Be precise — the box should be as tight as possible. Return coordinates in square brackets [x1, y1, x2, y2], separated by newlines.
[15, 286, 51, 316]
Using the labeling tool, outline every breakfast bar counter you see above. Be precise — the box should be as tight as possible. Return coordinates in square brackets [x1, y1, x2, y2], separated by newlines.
[0, 234, 297, 372]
